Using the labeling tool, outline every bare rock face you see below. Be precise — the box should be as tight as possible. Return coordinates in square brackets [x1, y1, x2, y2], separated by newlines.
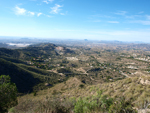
[140, 77, 150, 85]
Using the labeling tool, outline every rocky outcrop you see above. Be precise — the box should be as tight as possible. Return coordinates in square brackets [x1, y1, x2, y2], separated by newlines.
[140, 77, 150, 85]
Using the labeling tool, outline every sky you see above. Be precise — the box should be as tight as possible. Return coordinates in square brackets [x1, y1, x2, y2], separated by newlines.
[1, 0, 150, 42]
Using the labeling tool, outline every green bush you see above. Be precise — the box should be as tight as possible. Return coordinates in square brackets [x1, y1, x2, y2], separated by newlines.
[8, 107, 15, 113]
[74, 98, 97, 113]
[109, 97, 137, 113]
[0, 75, 18, 113]
[74, 91, 113, 113]
[33, 91, 37, 96]
[79, 84, 84, 88]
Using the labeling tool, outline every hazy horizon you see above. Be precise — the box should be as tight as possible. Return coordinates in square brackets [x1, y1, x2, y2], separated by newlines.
[1, 0, 150, 42]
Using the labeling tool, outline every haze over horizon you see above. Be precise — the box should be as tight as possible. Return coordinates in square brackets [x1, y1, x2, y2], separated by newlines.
[1, 0, 150, 42]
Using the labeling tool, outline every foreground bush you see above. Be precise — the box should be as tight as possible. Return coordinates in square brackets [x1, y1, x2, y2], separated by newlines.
[14, 97, 75, 113]
[74, 91, 137, 113]
[13, 91, 137, 113]
[109, 97, 137, 113]
[74, 91, 113, 113]
[0, 75, 18, 113]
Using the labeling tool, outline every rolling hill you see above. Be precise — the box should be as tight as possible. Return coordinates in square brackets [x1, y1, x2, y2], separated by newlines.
[0, 43, 76, 93]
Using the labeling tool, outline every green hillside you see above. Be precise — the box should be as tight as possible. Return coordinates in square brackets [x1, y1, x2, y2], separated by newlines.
[0, 43, 75, 60]
[0, 57, 66, 93]
[0, 43, 76, 94]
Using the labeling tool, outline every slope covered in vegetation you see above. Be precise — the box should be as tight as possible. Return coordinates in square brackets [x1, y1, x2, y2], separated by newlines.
[0, 43, 76, 93]
[0, 58, 65, 93]
[12, 76, 150, 113]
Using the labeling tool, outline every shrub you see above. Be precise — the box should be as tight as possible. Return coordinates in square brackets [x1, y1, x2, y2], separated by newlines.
[74, 98, 96, 113]
[79, 84, 84, 88]
[36, 97, 75, 113]
[109, 97, 137, 113]
[15, 99, 36, 113]
[8, 107, 15, 113]
[74, 91, 113, 113]
[0, 75, 18, 113]
[33, 91, 37, 96]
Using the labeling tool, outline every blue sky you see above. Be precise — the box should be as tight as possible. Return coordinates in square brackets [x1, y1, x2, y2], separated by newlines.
[1, 0, 150, 42]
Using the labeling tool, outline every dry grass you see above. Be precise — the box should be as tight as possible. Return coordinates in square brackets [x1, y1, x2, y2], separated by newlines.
[15, 76, 150, 112]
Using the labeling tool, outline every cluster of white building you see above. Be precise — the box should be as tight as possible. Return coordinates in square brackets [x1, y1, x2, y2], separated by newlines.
[66, 57, 78, 61]
[135, 57, 150, 62]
